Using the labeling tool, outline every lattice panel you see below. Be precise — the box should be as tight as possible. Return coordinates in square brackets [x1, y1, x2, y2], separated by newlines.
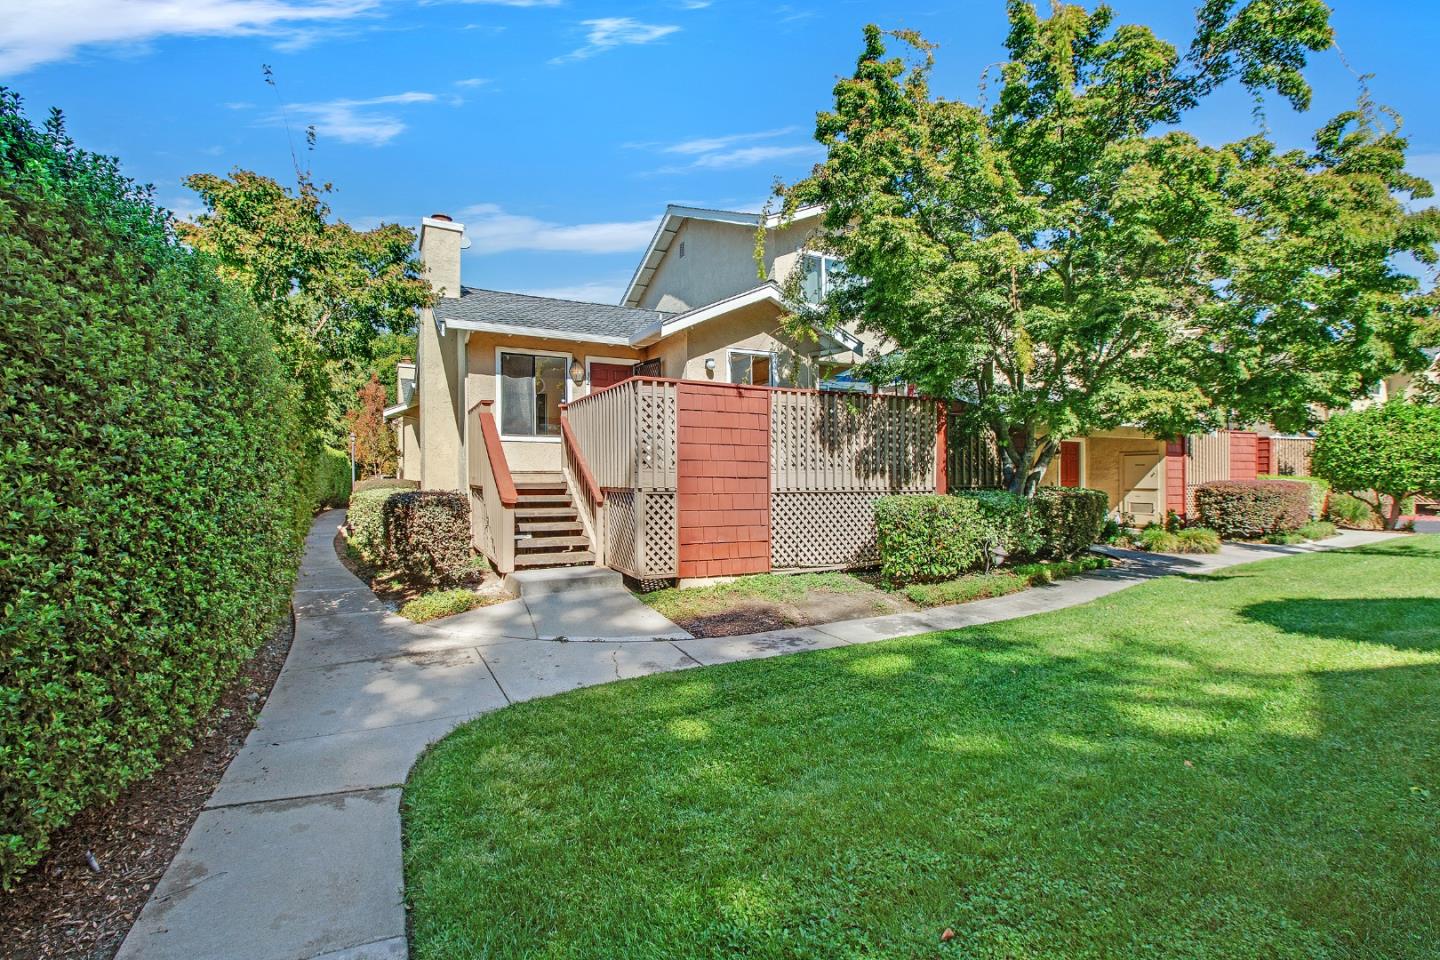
[605, 490, 639, 577]
[771, 491, 885, 570]
[770, 390, 938, 493]
[635, 382, 678, 490]
[641, 491, 677, 577]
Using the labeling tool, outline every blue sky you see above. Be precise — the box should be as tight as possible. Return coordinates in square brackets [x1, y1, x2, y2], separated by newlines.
[2, 0, 1437, 305]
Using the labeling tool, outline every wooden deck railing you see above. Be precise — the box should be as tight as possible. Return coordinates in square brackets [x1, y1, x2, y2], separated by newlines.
[564, 379, 680, 580]
[469, 399, 517, 572]
[559, 408, 605, 561]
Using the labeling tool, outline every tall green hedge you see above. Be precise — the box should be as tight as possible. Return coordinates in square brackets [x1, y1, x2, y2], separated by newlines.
[0, 93, 309, 886]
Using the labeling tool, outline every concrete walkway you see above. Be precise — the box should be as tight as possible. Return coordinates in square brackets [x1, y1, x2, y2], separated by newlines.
[116, 513, 1403, 960]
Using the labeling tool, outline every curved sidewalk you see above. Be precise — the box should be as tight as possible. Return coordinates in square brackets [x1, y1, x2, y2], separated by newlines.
[116, 512, 1401, 960]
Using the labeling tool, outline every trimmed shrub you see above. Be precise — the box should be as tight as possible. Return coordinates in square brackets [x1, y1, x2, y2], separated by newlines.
[0, 95, 307, 885]
[312, 447, 353, 509]
[383, 491, 473, 586]
[874, 495, 996, 585]
[1258, 474, 1329, 519]
[1194, 481, 1309, 539]
[1030, 487, 1110, 559]
[346, 487, 400, 564]
[954, 490, 1044, 557]
[353, 476, 418, 495]
[902, 555, 1110, 607]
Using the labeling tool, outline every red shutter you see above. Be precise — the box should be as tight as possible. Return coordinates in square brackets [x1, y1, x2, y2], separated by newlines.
[1060, 441, 1082, 488]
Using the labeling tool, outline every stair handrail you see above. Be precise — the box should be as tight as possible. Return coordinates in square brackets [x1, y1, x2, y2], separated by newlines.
[474, 399, 517, 506]
[559, 408, 603, 506]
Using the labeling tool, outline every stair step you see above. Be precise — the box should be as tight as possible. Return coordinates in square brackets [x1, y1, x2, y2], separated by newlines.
[513, 550, 596, 567]
[516, 494, 573, 506]
[516, 535, 590, 549]
[515, 507, 578, 519]
[514, 474, 565, 489]
[517, 520, 584, 533]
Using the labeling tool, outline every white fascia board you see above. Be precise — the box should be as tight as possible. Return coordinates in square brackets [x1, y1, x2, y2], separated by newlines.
[651, 284, 785, 341]
[383, 401, 417, 420]
[439, 316, 633, 347]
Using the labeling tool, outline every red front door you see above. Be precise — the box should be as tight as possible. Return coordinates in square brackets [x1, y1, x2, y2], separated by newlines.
[1060, 441, 1082, 488]
[589, 362, 633, 391]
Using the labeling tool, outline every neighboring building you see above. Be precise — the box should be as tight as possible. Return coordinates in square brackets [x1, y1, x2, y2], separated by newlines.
[385, 359, 420, 482]
[1356, 346, 1439, 409]
[395, 202, 1325, 578]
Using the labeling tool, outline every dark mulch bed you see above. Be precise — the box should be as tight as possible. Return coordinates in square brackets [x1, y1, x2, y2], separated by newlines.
[679, 607, 798, 638]
[0, 612, 295, 960]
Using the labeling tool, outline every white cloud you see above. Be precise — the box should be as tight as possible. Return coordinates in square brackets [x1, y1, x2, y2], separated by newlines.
[551, 17, 679, 64]
[284, 91, 437, 146]
[517, 280, 628, 305]
[659, 126, 798, 156]
[446, 0, 560, 5]
[689, 144, 817, 169]
[455, 77, 492, 87]
[458, 203, 656, 254]
[0, 0, 377, 76]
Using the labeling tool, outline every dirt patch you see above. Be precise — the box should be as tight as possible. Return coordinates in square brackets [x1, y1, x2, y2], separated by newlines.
[675, 587, 915, 638]
[0, 612, 294, 960]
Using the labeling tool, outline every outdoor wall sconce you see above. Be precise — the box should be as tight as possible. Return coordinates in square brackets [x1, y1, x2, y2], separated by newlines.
[704, 357, 717, 376]
[569, 358, 585, 385]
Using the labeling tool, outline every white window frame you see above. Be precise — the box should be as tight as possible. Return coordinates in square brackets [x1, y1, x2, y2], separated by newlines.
[583, 355, 639, 396]
[726, 348, 778, 387]
[495, 346, 571, 443]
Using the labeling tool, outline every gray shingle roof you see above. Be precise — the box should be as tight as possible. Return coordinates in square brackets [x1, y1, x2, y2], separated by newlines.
[434, 287, 667, 340]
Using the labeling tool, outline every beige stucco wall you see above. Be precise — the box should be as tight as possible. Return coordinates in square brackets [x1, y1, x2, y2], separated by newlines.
[675, 300, 821, 387]
[396, 413, 421, 482]
[1040, 429, 1167, 518]
[462, 331, 647, 474]
[638, 217, 816, 313]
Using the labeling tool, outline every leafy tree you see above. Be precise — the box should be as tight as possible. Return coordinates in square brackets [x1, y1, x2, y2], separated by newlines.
[178, 171, 431, 447]
[1311, 401, 1440, 528]
[347, 374, 398, 478]
[772, 2, 1439, 494]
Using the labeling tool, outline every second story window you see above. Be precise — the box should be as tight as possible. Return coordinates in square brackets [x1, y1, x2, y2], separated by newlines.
[800, 253, 845, 304]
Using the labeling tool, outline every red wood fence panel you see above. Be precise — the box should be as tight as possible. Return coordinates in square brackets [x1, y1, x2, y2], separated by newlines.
[1256, 435, 1273, 475]
[1228, 431, 1259, 481]
[1165, 439, 1187, 517]
[675, 382, 771, 578]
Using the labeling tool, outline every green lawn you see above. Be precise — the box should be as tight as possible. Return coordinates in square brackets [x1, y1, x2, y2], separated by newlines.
[403, 537, 1440, 959]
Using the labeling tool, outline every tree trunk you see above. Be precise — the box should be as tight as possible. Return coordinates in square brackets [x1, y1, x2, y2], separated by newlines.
[1384, 493, 1410, 530]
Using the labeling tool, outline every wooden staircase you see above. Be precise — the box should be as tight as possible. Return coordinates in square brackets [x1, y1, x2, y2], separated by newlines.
[512, 472, 595, 568]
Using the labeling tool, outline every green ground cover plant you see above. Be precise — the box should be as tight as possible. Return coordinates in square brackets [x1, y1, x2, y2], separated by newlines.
[406, 537, 1440, 959]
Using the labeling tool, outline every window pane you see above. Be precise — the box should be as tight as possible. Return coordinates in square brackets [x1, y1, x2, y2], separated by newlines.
[752, 355, 771, 386]
[729, 353, 752, 384]
[800, 254, 823, 303]
[500, 353, 535, 436]
[534, 355, 566, 436]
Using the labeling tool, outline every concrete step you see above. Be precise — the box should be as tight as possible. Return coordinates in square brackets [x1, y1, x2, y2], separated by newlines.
[516, 535, 590, 549]
[513, 550, 596, 568]
[507, 564, 622, 595]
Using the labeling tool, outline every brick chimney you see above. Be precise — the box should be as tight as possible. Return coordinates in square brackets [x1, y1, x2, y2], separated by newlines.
[419, 214, 465, 299]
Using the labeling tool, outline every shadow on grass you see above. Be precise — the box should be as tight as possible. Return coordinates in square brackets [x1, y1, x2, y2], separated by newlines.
[1241, 597, 1440, 651]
